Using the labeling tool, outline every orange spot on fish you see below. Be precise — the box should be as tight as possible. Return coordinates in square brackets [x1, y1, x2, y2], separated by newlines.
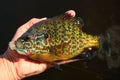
[89, 41, 97, 44]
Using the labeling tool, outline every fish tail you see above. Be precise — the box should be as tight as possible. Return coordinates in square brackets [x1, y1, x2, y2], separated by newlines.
[99, 32, 111, 57]
[98, 25, 120, 69]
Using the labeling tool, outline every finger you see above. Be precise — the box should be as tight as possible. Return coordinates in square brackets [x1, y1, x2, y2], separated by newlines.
[31, 63, 48, 75]
[21, 17, 47, 30]
[11, 17, 47, 42]
[38, 63, 48, 72]
[65, 10, 76, 18]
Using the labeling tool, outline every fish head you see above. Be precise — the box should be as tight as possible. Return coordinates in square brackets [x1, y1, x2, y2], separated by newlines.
[9, 29, 50, 56]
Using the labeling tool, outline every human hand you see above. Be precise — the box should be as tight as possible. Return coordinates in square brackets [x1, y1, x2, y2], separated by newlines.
[3, 17, 49, 79]
[2, 10, 76, 80]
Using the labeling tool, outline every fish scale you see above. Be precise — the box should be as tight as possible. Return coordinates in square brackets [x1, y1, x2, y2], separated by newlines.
[9, 14, 100, 63]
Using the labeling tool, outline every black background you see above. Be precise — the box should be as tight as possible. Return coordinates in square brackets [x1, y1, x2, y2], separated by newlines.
[0, 0, 120, 80]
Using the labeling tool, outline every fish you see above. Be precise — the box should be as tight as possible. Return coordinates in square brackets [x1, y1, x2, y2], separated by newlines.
[9, 13, 111, 64]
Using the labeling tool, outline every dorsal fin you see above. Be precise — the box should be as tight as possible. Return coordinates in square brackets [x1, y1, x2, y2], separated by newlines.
[74, 17, 84, 28]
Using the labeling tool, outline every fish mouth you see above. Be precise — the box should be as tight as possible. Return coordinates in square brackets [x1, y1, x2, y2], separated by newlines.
[9, 41, 26, 55]
[9, 41, 16, 50]
[12, 40, 28, 55]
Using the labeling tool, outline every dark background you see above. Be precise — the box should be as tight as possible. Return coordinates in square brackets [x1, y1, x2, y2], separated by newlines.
[0, 0, 120, 80]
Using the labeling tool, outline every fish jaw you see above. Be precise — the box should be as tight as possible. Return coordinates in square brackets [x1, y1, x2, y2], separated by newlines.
[9, 41, 27, 55]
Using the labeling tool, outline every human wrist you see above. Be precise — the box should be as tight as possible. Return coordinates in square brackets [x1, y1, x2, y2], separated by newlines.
[0, 49, 21, 80]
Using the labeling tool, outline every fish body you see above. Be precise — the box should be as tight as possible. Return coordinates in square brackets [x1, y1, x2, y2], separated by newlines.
[9, 15, 100, 63]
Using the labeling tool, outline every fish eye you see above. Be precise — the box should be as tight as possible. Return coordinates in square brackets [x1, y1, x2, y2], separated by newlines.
[44, 33, 49, 39]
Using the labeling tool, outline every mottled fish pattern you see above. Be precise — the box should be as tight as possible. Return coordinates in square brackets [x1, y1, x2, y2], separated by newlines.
[9, 14, 100, 63]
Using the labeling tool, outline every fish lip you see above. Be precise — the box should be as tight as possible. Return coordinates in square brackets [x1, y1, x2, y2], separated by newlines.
[9, 41, 16, 50]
